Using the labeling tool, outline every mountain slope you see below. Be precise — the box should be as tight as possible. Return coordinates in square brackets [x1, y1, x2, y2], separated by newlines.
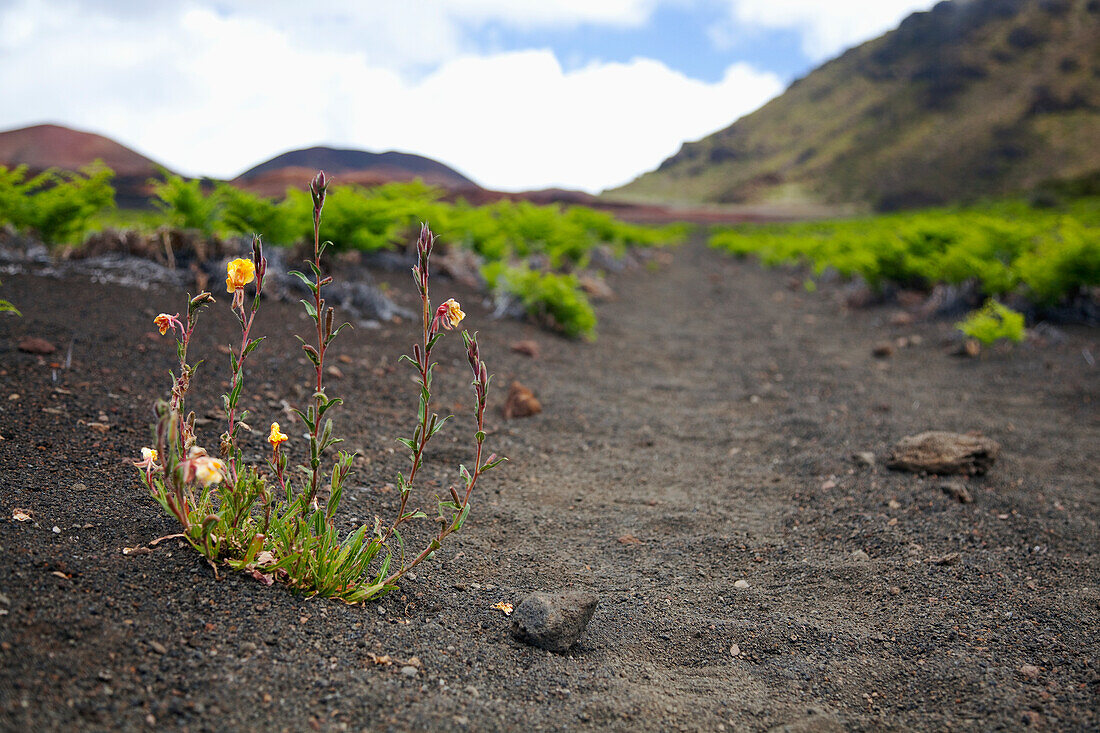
[235, 146, 477, 194]
[612, 0, 1100, 210]
[0, 123, 166, 177]
[0, 123, 171, 206]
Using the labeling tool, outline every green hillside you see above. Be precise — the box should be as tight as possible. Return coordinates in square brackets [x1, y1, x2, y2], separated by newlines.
[612, 0, 1100, 210]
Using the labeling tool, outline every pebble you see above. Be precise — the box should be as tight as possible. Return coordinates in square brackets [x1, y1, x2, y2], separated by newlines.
[851, 452, 876, 468]
[149, 641, 167, 655]
[511, 589, 598, 653]
[1020, 663, 1040, 680]
[52, 526, 61, 534]
[734, 579, 750, 589]
[17, 336, 56, 355]
[851, 550, 871, 562]
[940, 480, 973, 504]
[400, 665, 419, 678]
[729, 643, 740, 657]
[71, 483, 88, 492]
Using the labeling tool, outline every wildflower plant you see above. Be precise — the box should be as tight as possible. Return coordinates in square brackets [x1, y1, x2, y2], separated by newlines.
[135, 170, 503, 602]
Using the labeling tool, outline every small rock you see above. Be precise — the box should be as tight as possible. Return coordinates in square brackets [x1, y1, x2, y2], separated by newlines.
[399, 665, 418, 678]
[325, 365, 344, 379]
[576, 273, 615, 301]
[510, 340, 540, 358]
[871, 343, 894, 358]
[851, 452, 876, 468]
[616, 534, 642, 545]
[926, 552, 960, 566]
[889, 312, 914, 326]
[503, 381, 541, 419]
[886, 431, 1000, 476]
[464, 685, 480, 698]
[851, 550, 871, 562]
[71, 483, 88, 492]
[51, 526, 61, 534]
[951, 338, 981, 358]
[18, 337, 57, 355]
[149, 641, 167, 655]
[767, 707, 845, 733]
[734, 579, 750, 589]
[511, 589, 598, 653]
[939, 480, 973, 504]
[889, 586, 901, 596]
[729, 643, 740, 657]
[1019, 663, 1040, 680]
[1021, 711, 1042, 727]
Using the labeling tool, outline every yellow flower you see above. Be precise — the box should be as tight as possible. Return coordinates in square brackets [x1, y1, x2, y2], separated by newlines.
[268, 422, 288, 450]
[440, 298, 465, 330]
[142, 447, 158, 463]
[225, 258, 256, 292]
[192, 454, 227, 487]
[154, 314, 172, 335]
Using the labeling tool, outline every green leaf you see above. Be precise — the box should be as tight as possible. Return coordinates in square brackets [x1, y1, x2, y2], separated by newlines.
[243, 336, 265, 357]
[454, 503, 471, 530]
[288, 269, 317, 292]
[300, 299, 318, 319]
[481, 456, 507, 472]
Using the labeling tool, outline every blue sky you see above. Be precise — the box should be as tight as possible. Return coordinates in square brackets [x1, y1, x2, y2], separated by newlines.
[0, 0, 938, 192]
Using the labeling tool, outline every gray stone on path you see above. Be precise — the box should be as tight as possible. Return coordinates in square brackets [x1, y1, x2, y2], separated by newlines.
[511, 589, 598, 653]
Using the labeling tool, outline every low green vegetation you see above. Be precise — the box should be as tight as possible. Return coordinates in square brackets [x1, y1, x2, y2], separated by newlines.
[0, 163, 115, 244]
[709, 199, 1100, 333]
[956, 299, 1026, 346]
[483, 263, 597, 340]
[0, 164, 687, 338]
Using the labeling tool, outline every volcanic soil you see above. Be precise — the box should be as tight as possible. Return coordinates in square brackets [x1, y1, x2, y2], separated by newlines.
[0, 236, 1097, 731]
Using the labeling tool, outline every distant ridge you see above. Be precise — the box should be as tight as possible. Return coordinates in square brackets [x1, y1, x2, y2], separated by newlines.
[0, 123, 171, 206]
[236, 146, 477, 193]
[612, 0, 1100, 210]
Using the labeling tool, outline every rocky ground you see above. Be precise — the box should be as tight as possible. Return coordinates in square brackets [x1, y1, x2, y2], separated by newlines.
[0, 235, 1097, 731]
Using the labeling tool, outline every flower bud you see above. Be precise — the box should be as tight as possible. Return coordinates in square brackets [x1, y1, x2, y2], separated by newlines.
[310, 170, 328, 210]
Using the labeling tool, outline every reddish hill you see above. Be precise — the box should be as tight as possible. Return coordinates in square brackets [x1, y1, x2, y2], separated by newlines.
[234, 146, 477, 195]
[0, 123, 170, 206]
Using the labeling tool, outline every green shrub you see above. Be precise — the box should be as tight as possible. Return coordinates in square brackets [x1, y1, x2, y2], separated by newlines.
[151, 173, 218, 236]
[955, 299, 1026, 345]
[0, 163, 115, 245]
[709, 198, 1100, 306]
[214, 183, 297, 245]
[483, 262, 597, 340]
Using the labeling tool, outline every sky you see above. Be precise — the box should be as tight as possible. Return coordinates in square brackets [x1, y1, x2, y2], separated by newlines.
[0, 0, 940, 193]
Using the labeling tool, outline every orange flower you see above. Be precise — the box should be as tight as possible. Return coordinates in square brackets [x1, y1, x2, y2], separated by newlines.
[268, 422, 288, 450]
[438, 298, 465, 330]
[153, 313, 181, 336]
[225, 258, 256, 292]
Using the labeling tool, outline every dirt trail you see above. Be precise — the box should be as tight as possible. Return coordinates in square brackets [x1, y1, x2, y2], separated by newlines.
[0, 237, 1097, 731]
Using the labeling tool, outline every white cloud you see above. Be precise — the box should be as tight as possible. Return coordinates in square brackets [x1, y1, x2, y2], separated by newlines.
[0, 2, 782, 192]
[719, 0, 941, 61]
